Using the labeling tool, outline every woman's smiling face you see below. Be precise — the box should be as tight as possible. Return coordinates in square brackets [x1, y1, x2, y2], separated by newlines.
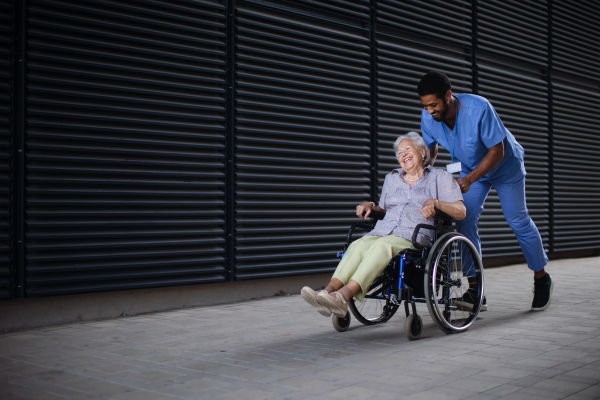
[397, 139, 426, 171]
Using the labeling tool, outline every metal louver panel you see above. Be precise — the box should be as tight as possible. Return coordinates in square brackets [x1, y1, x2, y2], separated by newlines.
[475, 1, 549, 259]
[25, 0, 228, 296]
[552, 84, 600, 251]
[0, 0, 12, 299]
[234, 0, 370, 279]
[375, 1, 472, 195]
[551, 1, 600, 252]
[278, 0, 369, 20]
[0, 0, 597, 300]
[477, 65, 549, 258]
[376, 35, 472, 194]
[553, 1, 600, 82]
[477, 0, 548, 65]
[377, 0, 472, 46]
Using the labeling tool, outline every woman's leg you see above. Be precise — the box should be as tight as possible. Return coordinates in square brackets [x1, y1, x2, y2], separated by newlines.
[317, 234, 413, 317]
[324, 278, 344, 294]
[329, 235, 380, 291]
[336, 280, 362, 301]
[345, 234, 414, 302]
[301, 235, 379, 316]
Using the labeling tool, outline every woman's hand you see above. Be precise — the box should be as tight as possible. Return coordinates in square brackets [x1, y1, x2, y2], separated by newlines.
[420, 198, 437, 221]
[356, 202, 374, 220]
[422, 199, 467, 221]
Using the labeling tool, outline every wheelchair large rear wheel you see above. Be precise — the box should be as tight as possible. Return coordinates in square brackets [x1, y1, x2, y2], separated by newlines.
[425, 232, 484, 333]
[349, 270, 399, 325]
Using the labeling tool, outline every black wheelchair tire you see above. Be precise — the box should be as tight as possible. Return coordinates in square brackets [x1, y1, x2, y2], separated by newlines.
[332, 313, 351, 332]
[349, 272, 399, 325]
[425, 232, 484, 334]
[404, 313, 423, 340]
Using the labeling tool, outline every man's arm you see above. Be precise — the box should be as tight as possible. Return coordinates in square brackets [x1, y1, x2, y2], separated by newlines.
[425, 144, 438, 167]
[456, 141, 504, 193]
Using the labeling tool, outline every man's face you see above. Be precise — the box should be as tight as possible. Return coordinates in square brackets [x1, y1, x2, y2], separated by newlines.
[419, 92, 450, 122]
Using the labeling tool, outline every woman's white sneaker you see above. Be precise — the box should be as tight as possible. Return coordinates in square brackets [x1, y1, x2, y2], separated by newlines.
[316, 291, 348, 318]
[301, 287, 331, 317]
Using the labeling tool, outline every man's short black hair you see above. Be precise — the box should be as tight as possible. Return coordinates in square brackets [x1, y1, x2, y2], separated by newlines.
[418, 71, 451, 100]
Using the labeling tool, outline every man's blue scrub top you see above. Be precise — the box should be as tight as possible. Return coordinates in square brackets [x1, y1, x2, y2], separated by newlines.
[421, 93, 525, 182]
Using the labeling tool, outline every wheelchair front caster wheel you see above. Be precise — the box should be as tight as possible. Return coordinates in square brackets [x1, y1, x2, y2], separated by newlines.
[404, 314, 423, 340]
[332, 313, 351, 332]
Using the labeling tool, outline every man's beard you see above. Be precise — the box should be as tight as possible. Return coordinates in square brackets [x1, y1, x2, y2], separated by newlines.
[432, 99, 449, 121]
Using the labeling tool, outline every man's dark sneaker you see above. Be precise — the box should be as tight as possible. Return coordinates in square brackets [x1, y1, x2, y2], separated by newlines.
[455, 288, 487, 312]
[531, 273, 553, 311]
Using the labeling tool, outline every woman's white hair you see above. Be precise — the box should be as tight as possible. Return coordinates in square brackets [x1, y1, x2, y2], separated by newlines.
[393, 132, 430, 165]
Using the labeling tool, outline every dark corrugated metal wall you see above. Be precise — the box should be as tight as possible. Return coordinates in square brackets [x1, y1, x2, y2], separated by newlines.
[375, 1, 472, 194]
[234, 0, 371, 279]
[24, 0, 228, 295]
[475, 0, 550, 259]
[2, 0, 599, 298]
[551, 1, 600, 252]
[0, 0, 12, 299]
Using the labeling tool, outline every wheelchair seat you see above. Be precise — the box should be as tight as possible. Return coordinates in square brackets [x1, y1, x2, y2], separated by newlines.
[399, 248, 422, 257]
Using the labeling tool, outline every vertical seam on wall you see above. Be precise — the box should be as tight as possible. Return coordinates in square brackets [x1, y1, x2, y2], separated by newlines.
[14, 0, 26, 299]
[547, 0, 554, 254]
[471, 0, 478, 95]
[9, 0, 15, 299]
[369, 0, 377, 202]
[225, 0, 236, 282]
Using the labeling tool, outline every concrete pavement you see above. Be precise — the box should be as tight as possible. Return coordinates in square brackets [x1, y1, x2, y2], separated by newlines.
[1, 256, 600, 400]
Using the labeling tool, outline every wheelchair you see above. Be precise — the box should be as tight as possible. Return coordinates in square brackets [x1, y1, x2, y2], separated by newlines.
[332, 210, 484, 340]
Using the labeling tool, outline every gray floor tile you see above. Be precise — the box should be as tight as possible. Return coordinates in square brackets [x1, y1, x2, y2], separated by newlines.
[1, 257, 600, 399]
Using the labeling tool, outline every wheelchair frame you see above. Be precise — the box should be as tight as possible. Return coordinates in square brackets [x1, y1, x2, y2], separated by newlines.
[332, 210, 484, 340]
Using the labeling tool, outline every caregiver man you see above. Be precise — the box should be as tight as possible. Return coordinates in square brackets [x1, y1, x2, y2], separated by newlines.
[418, 71, 553, 311]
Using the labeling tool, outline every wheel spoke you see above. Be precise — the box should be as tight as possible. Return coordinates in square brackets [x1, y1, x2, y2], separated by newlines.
[425, 233, 484, 333]
[350, 271, 399, 325]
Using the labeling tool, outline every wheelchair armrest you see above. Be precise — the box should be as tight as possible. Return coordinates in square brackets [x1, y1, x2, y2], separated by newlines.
[346, 210, 386, 249]
[361, 210, 386, 221]
[411, 211, 455, 249]
[411, 224, 435, 250]
[435, 209, 453, 221]
[346, 223, 372, 247]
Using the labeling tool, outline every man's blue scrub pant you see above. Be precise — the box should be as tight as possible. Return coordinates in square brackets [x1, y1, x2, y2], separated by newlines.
[456, 173, 548, 272]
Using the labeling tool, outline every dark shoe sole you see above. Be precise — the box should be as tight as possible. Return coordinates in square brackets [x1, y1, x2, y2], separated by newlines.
[531, 278, 554, 311]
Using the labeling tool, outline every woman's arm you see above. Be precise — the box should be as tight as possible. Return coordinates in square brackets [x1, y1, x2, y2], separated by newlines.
[356, 202, 385, 220]
[420, 198, 466, 221]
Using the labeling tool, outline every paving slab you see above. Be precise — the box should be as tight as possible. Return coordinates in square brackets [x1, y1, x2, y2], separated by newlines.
[1, 256, 600, 399]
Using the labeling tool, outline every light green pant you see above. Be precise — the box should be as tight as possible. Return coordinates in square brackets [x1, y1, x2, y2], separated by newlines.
[333, 234, 415, 302]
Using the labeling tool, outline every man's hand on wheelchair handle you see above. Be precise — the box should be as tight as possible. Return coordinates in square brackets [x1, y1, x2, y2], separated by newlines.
[356, 202, 374, 220]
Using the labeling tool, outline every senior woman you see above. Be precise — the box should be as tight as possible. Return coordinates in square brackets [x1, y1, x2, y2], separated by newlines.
[301, 132, 467, 318]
